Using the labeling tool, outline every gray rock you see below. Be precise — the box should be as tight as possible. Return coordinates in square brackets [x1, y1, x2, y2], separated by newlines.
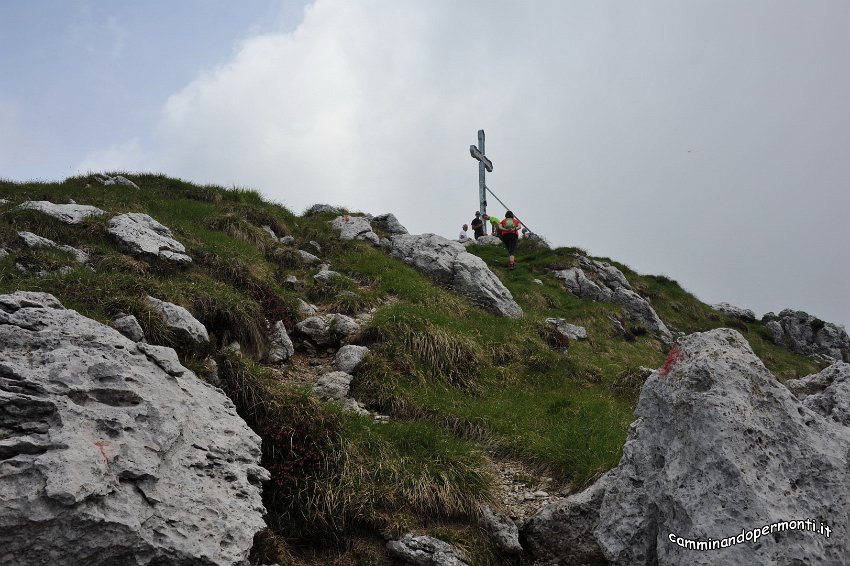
[329, 313, 359, 338]
[313, 371, 352, 400]
[329, 215, 380, 244]
[711, 302, 757, 322]
[308, 240, 322, 252]
[95, 174, 140, 189]
[0, 248, 9, 260]
[386, 534, 469, 566]
[305, 203, 340, 215]
[371, 213, 409, 235]
[145, 296, 210, 350]
[472, 235, 502, 245]
[0, 198, 8, 205]
[279, 235, 295, 245]
[587, 328, 850, 565]
[298, 249, 321, 265]
[532, 278, 543, 285]
[554, 258, 671, 338]
[17, 231, 90, 264]
[18, 201, 107, 224]
[786, 362, 850, 427]
[388, 233, 523, 318]
[523, 473, 612, 565]
[545, 318, 588, 341]
[339, 397, 370, 415]
[0, 291, 268, 566]
[313, 267, 343, 284]
[111, 314, 145, 342]
[107, 213, 191, 263]
[334, 345, 369, 373]
[297, 299, 318, 318]
[766, 309, 850, 362]
[480, 505, 522, 554]
[295, 314, 357, 346]
[284, 274, 299, 289]
[261, 225, 278, 239]
[137, 343, 187, 377]
[204, 356, 221, 387]
[267, 320, 295, 363]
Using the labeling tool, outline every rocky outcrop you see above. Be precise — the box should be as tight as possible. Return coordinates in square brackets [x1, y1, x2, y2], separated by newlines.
[553, 257, 670, 338]
[523, 473, 612, 564]
[764, 309, 850, 362]
[388, 233, 523, 318]
[313, 371, 352, 400]
[386, 534, 469, 566]
[107, 213, 191, 263]
[0, 292, 268, 565]
[329, 215, 380, 245]
[295, 314, 359, 347]
[545, 318, 587, 341]
[18, 201, 107, 224]
[111, 314, 145, 343]
[711, 302, 756, 322]
[17, 231, 90, 264]
[94, 174, 139, 189]
[371, 213, 408, 235]
[267, 320, 294, 363]
[145, 296, 210, 351]
[527, 328, 850, 565]
[786, 362, 850, 427]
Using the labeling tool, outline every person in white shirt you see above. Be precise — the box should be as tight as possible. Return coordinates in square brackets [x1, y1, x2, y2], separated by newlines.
[458, 224, 469, 241]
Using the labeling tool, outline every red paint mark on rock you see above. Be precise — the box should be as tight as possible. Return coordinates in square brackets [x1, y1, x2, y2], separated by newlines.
[95, 441, 112, 468]
[659, 347, 684, 378]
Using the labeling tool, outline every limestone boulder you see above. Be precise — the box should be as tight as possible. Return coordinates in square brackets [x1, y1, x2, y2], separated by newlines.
[305, 204, 340, 215]
[18, 201, 107, 224]
[711, 302, 757, 322]
[107, 213, 191, 263]
[295, 314, 358, 347]
[313, 371, 352, 400]
[386, 534, 469, 566]
[111, 314, 145, 343]
[545, 318, 587, 341]
[298, 249, 321, 265]
[524, 328, 850, 565]
[17, 231, 90, 265]
[388, 233, 522, 318]
[334, 345, 369, 373]
[329, 215, 380, 244]
[0, 291, 268, 565]
[480, 505, 522, 554]
[766, 309, 850, 362]
[267, 320, 295, 363]
[371, 213, 408, 235]
[95, 174, 139, 189]
[786, 362, 850, 427]
[145, 296, 209, 351]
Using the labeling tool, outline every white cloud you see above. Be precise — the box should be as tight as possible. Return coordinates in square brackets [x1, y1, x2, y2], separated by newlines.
[79, 0, 850, 326]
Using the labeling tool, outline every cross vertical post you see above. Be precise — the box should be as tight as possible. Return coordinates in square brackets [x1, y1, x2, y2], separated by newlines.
[469, 129, 492, 216]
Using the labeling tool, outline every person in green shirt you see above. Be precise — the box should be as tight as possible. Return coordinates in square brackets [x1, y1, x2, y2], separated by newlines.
[483, 214, 501, 236]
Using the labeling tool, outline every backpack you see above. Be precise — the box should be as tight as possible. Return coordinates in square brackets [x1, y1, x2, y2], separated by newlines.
[502, 218, 517, 232]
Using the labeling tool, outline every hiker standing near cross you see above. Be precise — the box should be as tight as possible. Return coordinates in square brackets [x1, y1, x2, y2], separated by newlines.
[469, 129, 492, 217]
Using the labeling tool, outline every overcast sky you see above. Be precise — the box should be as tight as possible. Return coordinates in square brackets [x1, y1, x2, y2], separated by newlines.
[2, 1, 848, 328]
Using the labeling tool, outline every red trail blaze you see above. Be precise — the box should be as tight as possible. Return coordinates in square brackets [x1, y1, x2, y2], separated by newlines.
[658, 347, 684, 378]
[95, 441, 112, 468]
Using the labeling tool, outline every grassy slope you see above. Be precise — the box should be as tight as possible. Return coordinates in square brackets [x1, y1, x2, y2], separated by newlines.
[0, 175, 824, 564]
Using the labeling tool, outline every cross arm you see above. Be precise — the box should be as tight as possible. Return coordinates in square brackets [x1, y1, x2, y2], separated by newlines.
[469, 145, 493, 172]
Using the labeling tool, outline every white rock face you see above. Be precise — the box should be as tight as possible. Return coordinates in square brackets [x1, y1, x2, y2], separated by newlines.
[267, 320, 295, 363]
[388, 233, 523, 318]
[145, 296, 210, 350]
[527, 328, 850, 565]
[18, 201, 107, 224]
[765, 309, 850, 362]
[95, 174, 139, 189]
[470, 235, 502, 246]
[107, 213, 191, 263]
[334, 345, 369, 373]
[328, 215, 380, 244]
[711, 302, 756, 322]
[371, 213, 408, 235]
[386, 534, 469, 566]
[480, 505, 523, 554]
[0, 292, 268, 566]
[17, 231, 90, 264]
[553, 256, 670, 337]
[786, 362, 850, 427]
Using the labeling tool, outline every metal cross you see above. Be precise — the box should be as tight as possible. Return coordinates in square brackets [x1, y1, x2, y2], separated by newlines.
[469, 129, 492, 216]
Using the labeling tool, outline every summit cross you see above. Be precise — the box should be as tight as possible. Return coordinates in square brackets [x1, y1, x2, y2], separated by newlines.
[469, 129, 492, 216]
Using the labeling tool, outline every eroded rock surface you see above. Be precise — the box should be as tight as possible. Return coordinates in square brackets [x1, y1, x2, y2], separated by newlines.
[711, 302, 756, 322]
[0, 291, 268, 565]
[480, 505, 523, 554]
[18, 231, 90, 264]
[786, 362, 850, 427]
[527, 328, 850, 565]
[329, 215, 380, 245]
[145, 295, 209, 351]
[388, 233, 522, 318]
[267, 320, 295, 363]
[765, 309, 850, 362]
[553, 256, 669, 337]
[107, 213, 191, 263]
[334, 345, 369, 373]
[371, 213, 408, 235]
[545, 318, 587, 341]
[386, 534, 469, 566]
[18, 201, 107, 224]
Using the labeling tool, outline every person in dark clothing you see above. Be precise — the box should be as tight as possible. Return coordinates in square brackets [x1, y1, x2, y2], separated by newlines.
[470, 211, 485, 239]
[499, 211, 522, 268]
